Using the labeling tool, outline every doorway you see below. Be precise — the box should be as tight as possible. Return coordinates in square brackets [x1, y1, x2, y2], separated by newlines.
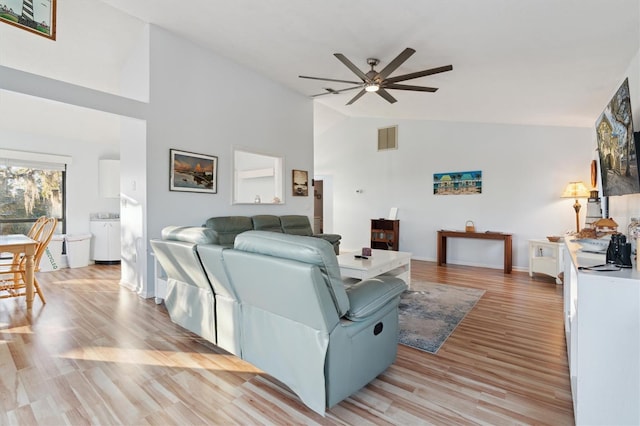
[313, 179, 323, 233]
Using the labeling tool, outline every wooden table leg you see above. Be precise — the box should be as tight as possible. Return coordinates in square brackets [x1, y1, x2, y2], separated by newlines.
[437, 232, 446, 266]
[24, 252, 35, 309]
[504, 235, 512, 274]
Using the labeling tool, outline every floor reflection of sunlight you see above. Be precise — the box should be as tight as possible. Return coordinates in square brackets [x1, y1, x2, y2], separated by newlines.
[58, 347, 262, 373]
[53, 279, 116, 286]
[0, 325, 33, 334]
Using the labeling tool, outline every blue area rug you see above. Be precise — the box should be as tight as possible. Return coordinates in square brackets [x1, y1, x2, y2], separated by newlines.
[399, 282, 485, 354]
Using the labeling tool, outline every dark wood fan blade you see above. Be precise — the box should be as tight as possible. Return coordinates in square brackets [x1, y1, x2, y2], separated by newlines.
[346, 89, 367, 105]
[334, 54, 368, 81]
[299, 75, 362, 85]
[385, 83, 438, 92]
[377, 48, 416, 80]
[385, 65, 453, 83]
[376, 89, 397, 104]
[311, 86, 362, 97]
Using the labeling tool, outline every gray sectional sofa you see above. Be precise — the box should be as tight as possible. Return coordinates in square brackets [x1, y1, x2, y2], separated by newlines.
[150, 226, 407, 415]
[204, 214, 341, 254]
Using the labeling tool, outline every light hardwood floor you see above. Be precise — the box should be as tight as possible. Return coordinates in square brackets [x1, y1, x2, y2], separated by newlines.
[0, 261, 573, 425]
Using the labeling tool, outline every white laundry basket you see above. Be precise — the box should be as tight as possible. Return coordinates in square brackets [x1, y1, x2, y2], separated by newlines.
[65, 234, 92, 268]
[40, 234, 65, 271]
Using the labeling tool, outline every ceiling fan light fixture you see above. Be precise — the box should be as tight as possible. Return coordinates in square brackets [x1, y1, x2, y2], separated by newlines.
[299, 48, 453, 104]
[365, 82, 379, 92]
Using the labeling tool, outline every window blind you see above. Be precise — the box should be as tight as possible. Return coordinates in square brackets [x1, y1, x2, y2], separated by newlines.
[0, 149, 72, 171]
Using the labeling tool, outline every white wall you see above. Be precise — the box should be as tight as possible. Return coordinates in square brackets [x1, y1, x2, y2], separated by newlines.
[315, 117, 592, 270]
[144, 26, 313, 228]
[137, 26, 313, 296]
[119, 117, 147, 293]
[0, 0, 145, 97]
[0, 19, 314, 298]
[315, 41, 640, 271]
[119, 26, 149, 294]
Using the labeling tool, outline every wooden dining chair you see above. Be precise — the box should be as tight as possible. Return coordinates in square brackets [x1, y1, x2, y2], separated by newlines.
[28, 216, 48, 238]
[0, 217, 58, 304]
[0, 216, 47, 267]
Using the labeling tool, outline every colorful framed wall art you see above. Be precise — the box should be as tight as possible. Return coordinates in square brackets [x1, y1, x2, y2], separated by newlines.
[170, 149, 218, 194]
[0, 0, 56, 40]
[433, 170, 482, 195]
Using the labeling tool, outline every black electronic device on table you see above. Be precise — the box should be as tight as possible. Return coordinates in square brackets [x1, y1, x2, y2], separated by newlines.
[606, 234, 632, 268]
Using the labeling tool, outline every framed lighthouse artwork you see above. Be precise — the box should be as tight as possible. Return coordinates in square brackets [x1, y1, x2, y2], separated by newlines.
[0, 0, 56, 40]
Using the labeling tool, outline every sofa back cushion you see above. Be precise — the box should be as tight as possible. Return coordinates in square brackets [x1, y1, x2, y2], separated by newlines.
[251, 215, 284, 233]
[280, 215, 313, 236]
[205, 216, 253, 246]
[234, 230, 350, 316]
[151, 238, 212, 292]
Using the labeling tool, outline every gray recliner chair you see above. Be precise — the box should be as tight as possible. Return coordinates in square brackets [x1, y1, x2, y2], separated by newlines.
[224, 231, 407, 414]
[150, 226, 242, 356]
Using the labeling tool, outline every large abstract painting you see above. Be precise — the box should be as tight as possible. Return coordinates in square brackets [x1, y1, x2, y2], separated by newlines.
[433, 170, 482, 195]
[595, 78, 640, 196]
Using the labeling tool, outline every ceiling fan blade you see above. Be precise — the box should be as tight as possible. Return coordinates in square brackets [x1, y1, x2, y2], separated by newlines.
[385, 65, 453, 83]
[311, 86, 362, 97]
[334, 54, 368, 81]
[346, 89, 367, 105]
[385, 83, 438, 92]
[299, 75, 362, 85]
[377, 48, 415, 80]
[376, 89, 397, 104]
[331, 85, 362, 94]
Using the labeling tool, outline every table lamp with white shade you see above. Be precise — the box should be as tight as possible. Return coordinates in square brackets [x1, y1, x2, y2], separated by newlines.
[562, 181, 590, 232]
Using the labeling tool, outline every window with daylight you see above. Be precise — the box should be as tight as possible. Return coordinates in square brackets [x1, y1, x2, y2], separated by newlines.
[0, 150, 70, 236]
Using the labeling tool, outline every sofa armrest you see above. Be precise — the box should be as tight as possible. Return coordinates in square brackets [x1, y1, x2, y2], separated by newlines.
[344, 276, 407, 321]
[313, 233, 341, 244]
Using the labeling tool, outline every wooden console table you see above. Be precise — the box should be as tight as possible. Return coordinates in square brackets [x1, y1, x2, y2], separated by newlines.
[437, 230, 512, 273]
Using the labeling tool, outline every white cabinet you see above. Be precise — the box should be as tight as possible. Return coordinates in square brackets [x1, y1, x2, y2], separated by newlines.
[563, 240, 640, 425]
[90, 220, 121, 263]
[529, 239, 563, 284]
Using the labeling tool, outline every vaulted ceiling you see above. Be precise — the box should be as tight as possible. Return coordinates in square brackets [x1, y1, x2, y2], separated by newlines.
[1, 1, 639, 133]
[98, 0, 640, 127]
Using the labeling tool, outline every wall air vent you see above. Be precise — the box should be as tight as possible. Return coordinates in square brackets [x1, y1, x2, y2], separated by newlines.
[378, 125, 398, 151]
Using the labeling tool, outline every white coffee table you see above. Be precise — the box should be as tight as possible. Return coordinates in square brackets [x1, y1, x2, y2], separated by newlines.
[337, 249, 412, 288]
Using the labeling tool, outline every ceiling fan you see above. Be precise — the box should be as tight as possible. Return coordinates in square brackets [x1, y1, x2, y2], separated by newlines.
[299, 47, 453, 105]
